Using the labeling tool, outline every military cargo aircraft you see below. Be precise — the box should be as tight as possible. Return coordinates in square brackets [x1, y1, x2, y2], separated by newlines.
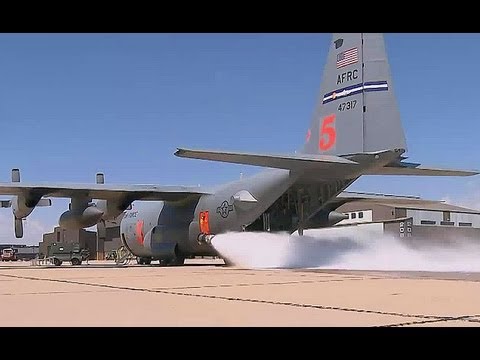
[0, 33, 477, 265]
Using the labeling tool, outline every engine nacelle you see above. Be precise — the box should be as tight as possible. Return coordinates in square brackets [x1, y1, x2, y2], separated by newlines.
[59, 206, 104, 229]
[306, 210, 349, 228]
[95, 199, 127, 221]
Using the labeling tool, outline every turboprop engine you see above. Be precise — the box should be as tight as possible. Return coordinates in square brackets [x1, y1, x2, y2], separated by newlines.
[57, 172, 129, 230]
[90, 173, 129, 222]
[1, 169, 52, 238]
[306, 210, 348, 228]
[59, 206, 104, 229]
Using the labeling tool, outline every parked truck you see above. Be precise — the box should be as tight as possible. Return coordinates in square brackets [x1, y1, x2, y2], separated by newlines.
[1, 248, 18, 262]
[46, 243, 90, 266]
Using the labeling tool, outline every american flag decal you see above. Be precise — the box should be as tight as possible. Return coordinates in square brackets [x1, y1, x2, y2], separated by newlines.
[336, 47, 358, 69]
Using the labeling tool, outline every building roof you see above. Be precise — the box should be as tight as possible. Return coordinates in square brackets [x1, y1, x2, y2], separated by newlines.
[371, 200, 480, 215]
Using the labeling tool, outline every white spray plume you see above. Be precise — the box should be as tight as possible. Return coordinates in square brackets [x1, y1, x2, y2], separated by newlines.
[211, 227, 480, 271]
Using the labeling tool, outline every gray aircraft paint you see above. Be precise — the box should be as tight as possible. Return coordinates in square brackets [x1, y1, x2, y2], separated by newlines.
[301, 33, 406, 156]
[0, 33, 477, 263]
[187, 169, 295, 253]
[302, 33, 365, 155]
[362, 33, 407, 153]
[121, 201, 165, 257]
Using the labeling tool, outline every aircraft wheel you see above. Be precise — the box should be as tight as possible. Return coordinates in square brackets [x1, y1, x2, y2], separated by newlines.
[170, 256, 185, 266]
[137, 257, 151, 265]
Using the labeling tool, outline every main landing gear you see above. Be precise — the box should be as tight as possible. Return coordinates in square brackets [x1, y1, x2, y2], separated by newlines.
[136, 256, 185, 266]
[136, 257, 151, 265]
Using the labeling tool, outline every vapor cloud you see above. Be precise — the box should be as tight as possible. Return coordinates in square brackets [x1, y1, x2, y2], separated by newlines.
[212, 228, 480, 271]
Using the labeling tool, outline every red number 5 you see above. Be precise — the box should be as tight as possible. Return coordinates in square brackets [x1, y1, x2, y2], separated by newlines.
[319, 114, 336, 151]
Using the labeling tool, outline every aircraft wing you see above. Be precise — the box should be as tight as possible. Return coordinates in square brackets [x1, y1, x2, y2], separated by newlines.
[0, 183, 211, 201]
[363, 160, 479, 176]
[174, 148, 358, 170]
[0, 198, 52, 208]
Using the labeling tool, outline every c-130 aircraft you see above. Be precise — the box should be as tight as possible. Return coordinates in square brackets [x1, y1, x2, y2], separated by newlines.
[0, 33, 477, 265]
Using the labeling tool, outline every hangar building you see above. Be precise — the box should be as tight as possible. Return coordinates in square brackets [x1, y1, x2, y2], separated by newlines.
[333, 193, 480, 246]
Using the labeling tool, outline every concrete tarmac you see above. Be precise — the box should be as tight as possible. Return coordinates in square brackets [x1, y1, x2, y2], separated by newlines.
[0, 260, 479, 327]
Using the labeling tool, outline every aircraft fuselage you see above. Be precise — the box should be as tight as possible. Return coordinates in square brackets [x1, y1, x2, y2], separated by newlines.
[120, 169, 296, 260]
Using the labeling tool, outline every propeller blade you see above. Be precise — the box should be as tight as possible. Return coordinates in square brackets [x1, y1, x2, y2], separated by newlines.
[96, 172, 105, 184]
[12, 169, 20, 183]
[14, 218, 23, 238]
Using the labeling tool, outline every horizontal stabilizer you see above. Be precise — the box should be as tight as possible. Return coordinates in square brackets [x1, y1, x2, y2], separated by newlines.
[174, 148, 358, 171]
[366, 165, 479, 176]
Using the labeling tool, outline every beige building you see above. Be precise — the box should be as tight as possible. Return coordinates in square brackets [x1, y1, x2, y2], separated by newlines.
[334, 197, 480, 246]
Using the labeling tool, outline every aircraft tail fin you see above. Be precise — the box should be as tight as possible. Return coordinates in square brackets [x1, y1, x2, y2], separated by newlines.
[176, 34, 478, 178]
[301, 33, 407, 156]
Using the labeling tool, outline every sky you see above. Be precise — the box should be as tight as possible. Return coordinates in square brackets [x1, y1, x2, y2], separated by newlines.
[0, 33, 479, 245]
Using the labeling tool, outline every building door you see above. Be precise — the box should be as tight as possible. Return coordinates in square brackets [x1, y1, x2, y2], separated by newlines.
[443, 211, 451, 222]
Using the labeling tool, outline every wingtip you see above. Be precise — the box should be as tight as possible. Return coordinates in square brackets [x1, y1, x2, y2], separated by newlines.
[444, 169, 479, 177]
[174, 148, 185, 157]
[454, 168, 480, 176]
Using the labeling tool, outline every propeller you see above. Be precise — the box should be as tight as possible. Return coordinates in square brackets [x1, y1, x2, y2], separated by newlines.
[14, 218, 23, 238]
[94, 172, 130, 223]
[96, 172, 104, 184]
[11, 168, 23, 238]
[9, 168, 51, 238]
[96, 172, 105, 227]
